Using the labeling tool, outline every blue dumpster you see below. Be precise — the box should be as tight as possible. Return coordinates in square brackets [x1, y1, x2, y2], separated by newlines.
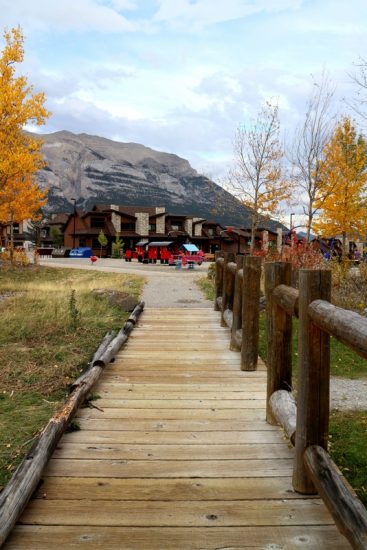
[69, 247, 93, 258]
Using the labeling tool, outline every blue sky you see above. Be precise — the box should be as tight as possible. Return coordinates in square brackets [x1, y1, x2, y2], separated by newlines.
[1, 0, 367, 187]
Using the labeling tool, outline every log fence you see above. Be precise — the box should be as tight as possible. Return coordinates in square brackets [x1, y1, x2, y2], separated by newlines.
[214, 252, 367, 549]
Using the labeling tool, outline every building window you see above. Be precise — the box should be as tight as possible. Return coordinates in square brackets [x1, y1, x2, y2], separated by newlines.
[13, 223, 20, 234]
[79, 239, 86, 247]
[91, 216, 105, 228]
[121, 222, 136, 231]
[207, 228, 214, 236]
[170, 223, 183, 231]
[92, 238, 100, 248]
[149, 223, 156, 232]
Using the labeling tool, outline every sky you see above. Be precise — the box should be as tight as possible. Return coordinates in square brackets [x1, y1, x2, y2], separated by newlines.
[1, 0, 367, 224]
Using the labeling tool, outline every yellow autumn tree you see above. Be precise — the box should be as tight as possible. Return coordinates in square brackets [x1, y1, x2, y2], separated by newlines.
[0, 26, 50, 252]
[230, 102, 291, 253]
[313, 117, 367, 257]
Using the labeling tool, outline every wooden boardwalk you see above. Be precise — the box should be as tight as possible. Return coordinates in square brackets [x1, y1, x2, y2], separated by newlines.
[5, 308, 348, 549]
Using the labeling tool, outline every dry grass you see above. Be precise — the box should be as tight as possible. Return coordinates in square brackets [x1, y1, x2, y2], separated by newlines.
[0, 265, 144, 486]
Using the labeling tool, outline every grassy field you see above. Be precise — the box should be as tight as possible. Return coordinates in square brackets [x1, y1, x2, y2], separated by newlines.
[197, 270, 367, 505]
[0, 265, 143, 488]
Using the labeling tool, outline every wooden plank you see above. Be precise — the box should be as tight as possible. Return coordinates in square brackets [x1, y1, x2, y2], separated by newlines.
[33, 476, 305, 501]
[5, 525, 349, 549]
[3, 304, 346, 550]
[19, 499, 335, 526]
[94, 390, 267, 400]
[44, 458, 294, 478]
[94, 383, 266, 392]
[76, 408, 265, 420]
[59, 429, 285, 445]
[100, 376, 267, 384]
[74, 418, 274, 431]
[92, 398, 267, 409]
[52, 442, 292, 461]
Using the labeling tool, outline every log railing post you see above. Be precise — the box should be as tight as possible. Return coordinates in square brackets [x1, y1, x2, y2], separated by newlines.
[241, 255, 262, 370]
[293, 269, 331, 494]
[265, 262, 292, 424]
[221, 252, 235, 327]
[214, 251, 224, 311]
[230, 255, 244, 351]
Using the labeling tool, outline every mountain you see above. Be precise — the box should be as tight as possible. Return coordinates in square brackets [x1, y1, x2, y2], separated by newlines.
[36, 130, 280, 229]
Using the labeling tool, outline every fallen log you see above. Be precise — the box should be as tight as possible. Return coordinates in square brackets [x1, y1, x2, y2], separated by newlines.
[304, 445, 367, 549]
[0, 300, 145, 547]
[93, 301, 145, 367]
[69, 330, 116, 391]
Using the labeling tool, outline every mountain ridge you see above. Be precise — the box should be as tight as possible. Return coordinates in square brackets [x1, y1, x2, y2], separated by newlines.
[36, 130, 280, 229]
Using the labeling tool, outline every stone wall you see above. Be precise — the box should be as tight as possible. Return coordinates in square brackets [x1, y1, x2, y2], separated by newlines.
[184, 217, 193, 236]
[136, 212, 149, 236]
[155, 207, 166, 234]
[193, 218, 204, 236]
[110, 205, 121, 233]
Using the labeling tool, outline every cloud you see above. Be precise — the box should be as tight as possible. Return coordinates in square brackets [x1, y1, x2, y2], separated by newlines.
[0, 0, 137, 32]
[153, 0, 302, 29]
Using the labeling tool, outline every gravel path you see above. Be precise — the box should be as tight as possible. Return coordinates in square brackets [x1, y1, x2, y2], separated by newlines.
[331, 378, 367, 411]
[40, 257, 212, 308]
[40, 258, 366, 410]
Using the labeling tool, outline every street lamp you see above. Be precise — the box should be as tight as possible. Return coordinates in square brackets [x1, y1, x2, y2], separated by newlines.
[71, 198, 76, 249]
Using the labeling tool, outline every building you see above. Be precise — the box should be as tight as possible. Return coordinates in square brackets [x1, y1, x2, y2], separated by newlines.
[61, 204, 278, 257]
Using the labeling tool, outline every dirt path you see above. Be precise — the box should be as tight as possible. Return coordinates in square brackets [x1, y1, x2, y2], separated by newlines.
[39, 258, 366, 410]
[40, 258, 212, 309]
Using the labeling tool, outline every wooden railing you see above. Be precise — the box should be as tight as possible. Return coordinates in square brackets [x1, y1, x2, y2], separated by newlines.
[215, 254, 367, 549]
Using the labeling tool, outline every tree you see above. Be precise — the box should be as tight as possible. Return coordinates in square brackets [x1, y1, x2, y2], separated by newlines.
[313, 117, 367, 257]
[349, 58, 367, 122]
[0, 174, 47, 251]
[112, 232, 124, 258]
[290, 72, 335, 241]
[50, 227, 63, 248]
[230, 101, 290, 253]
[98, 229, 108, 257]
[0, 27, 50, 255]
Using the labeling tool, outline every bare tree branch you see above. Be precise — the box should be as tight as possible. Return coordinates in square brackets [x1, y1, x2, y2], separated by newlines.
[289, 72, 335, 241]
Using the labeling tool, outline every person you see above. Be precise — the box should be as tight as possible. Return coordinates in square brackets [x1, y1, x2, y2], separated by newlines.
[125, 249, 132, 262]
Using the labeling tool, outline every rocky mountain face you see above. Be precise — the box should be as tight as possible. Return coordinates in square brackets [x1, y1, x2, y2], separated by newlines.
[37, 130, 278, 229]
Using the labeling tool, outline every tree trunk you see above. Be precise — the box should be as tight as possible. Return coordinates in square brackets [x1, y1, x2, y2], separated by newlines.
[342, 231, 348, 259]
[9, 213, 14, 264]
[250, 213, 256, 255]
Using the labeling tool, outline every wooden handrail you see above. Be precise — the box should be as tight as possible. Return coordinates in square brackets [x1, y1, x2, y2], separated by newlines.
[304, 445, 367, 550]
[264, 262, 292, 424]
[293, 269, 331, 494]
[215, 252, 261, 370]
[273, 284, 299, 317]
[214, 259, 367, 541]
[309, 299, 367, 360]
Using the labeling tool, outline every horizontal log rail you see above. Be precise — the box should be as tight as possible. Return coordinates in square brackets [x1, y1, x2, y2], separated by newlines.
[308, 299, 367, 360]
[215, 258, 367, 546]
[304, 446, 367, 550]
[215, 251, 261, 370]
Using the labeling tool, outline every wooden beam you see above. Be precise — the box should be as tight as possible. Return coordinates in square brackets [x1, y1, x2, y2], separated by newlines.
[269, 390, 297, 445]
[265, 262, 292, 423]
[304, 445, 367, 550]
[273, 285, 299, 318]
[308, 299, 367, 360]
[293, 270, 331, 494]
[241, 256, 262, 371]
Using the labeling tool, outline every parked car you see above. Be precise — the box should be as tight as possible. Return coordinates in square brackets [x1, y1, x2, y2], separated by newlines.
[69, 247, 92, 258]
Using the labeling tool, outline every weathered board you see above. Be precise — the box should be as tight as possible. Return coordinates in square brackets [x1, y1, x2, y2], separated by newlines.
[5, 308, 348, 549]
